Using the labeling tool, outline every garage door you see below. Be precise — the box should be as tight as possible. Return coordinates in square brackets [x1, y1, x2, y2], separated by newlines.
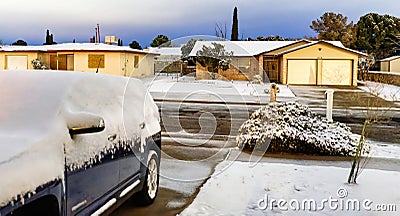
[321, 60, 352, 85]
[287, 60, 317, 85]
[6, 56, 28, 70]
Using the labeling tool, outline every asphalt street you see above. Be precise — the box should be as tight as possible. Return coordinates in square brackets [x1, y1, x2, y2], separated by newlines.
[112, 84, 400, 215]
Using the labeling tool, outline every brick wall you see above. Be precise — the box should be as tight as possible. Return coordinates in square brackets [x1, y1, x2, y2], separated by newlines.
[195, 57, 261, 81]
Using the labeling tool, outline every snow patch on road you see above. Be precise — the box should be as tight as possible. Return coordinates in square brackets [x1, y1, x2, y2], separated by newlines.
[160, 158, 214, 196]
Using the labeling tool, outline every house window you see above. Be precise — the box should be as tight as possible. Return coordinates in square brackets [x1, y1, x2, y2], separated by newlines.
[238, 58, 250, 73]
[134, 56, 139, 68]
[88, 54, 105, 69]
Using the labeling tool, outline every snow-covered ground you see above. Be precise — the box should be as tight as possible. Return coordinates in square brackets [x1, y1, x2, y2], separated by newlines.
[144, 76, 295, 103]
[368, 140, 400, 160]
[181, 160, 400, 215]
[359, 81, 400, 102]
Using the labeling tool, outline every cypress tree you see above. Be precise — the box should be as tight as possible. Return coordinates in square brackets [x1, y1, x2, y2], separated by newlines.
[231, 7, 239, 41]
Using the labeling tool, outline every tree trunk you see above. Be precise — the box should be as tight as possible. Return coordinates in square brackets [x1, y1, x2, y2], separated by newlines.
[348, 119, 368, 184]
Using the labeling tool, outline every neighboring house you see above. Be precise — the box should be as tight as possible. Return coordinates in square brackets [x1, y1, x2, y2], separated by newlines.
[147, 47, 183, 73]
[0, 43, 157, 77]
[380, 56, 400, 72]
[0, 46, 46, 70]
[190, 40, 367, 86]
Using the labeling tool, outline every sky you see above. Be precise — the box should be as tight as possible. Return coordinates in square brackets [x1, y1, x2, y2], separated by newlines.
[0, 0, 399, 47]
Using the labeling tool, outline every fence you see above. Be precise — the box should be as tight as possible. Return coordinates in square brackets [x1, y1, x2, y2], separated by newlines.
[154, 61, 196, 76]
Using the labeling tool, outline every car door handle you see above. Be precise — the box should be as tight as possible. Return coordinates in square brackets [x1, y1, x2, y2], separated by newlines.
[139, 122, 146, 129]
[108, 134, 117, 142]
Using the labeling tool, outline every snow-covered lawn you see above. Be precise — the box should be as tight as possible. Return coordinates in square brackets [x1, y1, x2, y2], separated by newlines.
[181, 160, 400, 215]
[359, 81, 400, 101]
[144, 76, 295, 103]
[368, 140, 400, 160]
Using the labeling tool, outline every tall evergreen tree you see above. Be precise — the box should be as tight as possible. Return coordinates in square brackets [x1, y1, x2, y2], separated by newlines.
[150, 35, 171, 47]
[12, 39, 27, 46]
[310, 12, 357, 48]
[231, 7, 239, 41]
[356, 13, 400, 59]
[129, 40, 142, 50]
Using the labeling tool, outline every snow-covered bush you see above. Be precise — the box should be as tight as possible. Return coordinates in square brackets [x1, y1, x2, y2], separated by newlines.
[252, 75, 263, 84]
[236, 102, 361, 156]
[31, 59, 48, 70]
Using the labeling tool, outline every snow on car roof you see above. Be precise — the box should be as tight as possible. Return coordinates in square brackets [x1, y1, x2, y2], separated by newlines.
[0, 70, 160, 207]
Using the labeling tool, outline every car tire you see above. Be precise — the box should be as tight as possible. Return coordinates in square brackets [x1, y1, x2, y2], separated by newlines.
[135, 150, 159, 205]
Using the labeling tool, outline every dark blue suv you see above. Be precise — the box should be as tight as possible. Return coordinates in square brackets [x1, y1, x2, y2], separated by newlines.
[0, 70, 161, 216]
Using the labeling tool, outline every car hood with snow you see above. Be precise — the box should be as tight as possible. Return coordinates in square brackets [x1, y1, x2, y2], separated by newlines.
[0, 70, 160, 207]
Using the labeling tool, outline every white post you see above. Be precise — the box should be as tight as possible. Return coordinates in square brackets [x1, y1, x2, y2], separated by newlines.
[325, 89, 334, 122]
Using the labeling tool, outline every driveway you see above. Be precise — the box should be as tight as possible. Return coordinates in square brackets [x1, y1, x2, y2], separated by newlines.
[111, 143, 230, 216]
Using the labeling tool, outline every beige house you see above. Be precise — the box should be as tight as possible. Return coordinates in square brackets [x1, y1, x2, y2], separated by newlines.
[190, 40, 367, 86]
[0, 46, 46, 70]
[380, 56, 400, 72]
[0, 43, 156, 77]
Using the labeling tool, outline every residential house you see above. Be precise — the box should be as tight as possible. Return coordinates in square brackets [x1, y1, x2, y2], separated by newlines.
[147, 47, 182, 73]
[189, 40, 367, 86]
[0, 43, 156, 77]
[380, 56, 400, 72]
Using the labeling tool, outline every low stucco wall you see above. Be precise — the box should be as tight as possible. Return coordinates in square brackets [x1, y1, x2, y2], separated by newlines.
[365, 71, 400, 86]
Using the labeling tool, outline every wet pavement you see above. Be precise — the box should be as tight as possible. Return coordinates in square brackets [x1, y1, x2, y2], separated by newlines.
[111, 144, 230, 216]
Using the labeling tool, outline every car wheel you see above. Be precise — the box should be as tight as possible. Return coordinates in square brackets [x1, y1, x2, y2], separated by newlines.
[135, 151, 159, 205]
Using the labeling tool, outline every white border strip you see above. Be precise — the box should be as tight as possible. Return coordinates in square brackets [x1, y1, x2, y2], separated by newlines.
[71, 200, 87, 212]
[119, 180, 140, 198]
[91, 198, 116, 216]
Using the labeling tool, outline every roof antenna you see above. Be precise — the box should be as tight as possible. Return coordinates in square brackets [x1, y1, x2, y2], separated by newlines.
[97, 24, 101, 43]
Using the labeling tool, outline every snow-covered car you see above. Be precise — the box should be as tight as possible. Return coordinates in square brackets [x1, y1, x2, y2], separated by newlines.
[0, 70, 161, 215]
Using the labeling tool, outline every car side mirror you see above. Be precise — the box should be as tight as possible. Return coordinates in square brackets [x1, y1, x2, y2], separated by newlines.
[67, 112, 105, 135]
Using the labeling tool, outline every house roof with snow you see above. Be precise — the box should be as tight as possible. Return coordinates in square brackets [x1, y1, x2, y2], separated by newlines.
[380, 56, 400, 62]
[147, 47, 182, 62]
[188, 40, 367, 57]
[189, 40, 299, 57]
[147, 47, 182, 56]
[0, 43, 157, 55]
[275, 40, 368, 57]
[0, 45, 47, 52]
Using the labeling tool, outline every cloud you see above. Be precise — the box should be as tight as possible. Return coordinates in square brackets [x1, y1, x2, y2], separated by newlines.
[1, 0, 400, 45]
